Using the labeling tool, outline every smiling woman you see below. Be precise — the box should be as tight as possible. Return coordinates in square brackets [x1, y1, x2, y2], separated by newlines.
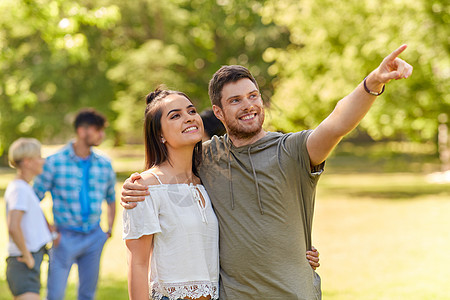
[159, 95, 204, 161]
[123, 86, 219, 300]
[142, 87, 203, 175]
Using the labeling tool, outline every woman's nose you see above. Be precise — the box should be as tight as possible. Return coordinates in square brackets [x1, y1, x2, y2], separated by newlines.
[184, 113, 195, 123]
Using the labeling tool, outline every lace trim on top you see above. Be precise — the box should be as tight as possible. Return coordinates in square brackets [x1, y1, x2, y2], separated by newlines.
[151, 280, 219, 300]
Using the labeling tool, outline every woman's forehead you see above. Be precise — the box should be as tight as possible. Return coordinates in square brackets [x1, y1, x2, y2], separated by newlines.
[161, 94, 194, 111]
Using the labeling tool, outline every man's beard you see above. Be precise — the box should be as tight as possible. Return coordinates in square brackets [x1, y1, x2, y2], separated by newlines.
[227, 124, 263, 140]
[223, 112, 265, 141]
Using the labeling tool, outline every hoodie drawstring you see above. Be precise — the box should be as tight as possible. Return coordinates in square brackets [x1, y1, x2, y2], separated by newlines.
[247, 147, 264, 215]
[228, 155, 235, 210]
[224, 141, 235, 210]
[225, 136, 264, 215]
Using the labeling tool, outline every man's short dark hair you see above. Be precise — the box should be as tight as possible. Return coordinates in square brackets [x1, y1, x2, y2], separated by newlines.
[74, 108, 107, 130]
[208, 65, 259, 108]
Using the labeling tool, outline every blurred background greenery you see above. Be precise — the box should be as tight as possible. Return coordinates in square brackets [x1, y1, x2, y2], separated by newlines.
[0, 0, 449, 299]
[0, 0, 449, 158]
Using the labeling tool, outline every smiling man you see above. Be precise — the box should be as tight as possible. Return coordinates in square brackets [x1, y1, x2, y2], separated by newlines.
[201, 65, 325, 299]
[211, 78, 265, 142]
[122, 45, 412, 299]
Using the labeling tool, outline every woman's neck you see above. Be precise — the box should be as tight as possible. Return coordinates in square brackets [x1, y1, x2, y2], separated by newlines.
[160, 145, 197, 184]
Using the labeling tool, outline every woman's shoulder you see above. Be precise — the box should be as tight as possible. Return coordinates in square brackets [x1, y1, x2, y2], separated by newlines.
[140, 168, 164, 186]
[140, 166, 202, 186]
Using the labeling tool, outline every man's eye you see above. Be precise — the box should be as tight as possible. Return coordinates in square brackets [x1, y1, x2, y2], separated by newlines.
[189, 109, 197, 114]
[230, 98, 239, 103]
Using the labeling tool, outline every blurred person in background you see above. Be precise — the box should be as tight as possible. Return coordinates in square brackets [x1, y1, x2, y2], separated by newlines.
[5, 138, 57, 300]
[33, 108, 116, 300]
[200, 109, 226, 142]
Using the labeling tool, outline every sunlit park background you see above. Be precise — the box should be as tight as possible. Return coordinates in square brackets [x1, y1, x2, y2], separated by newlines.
[0, 0, 449, 299]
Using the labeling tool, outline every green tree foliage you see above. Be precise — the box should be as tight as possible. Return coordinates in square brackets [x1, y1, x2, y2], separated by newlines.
[0, 0, 448, 161]
[0, 0, 120, 157]
[107, 0, 289, 143]
[261, 0, 449, 141]
[0, 0, 289, 154]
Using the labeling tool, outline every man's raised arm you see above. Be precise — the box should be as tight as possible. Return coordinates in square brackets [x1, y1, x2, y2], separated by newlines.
[307, 44, 413, 167]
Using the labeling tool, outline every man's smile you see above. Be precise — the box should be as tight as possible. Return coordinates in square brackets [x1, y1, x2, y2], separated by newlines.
[239, 113, 257, 121]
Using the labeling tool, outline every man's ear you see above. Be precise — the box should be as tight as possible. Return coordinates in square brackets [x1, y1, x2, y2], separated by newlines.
[212, 105, 224, 122]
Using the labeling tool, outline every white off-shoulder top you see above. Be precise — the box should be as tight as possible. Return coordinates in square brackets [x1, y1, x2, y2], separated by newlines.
[123, 172, 219, 300]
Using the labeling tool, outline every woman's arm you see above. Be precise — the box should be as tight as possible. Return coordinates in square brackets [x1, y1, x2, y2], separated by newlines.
[125, 234, 154, 300]
[7, 210, 35, 269]
[306, 246, 320, 270]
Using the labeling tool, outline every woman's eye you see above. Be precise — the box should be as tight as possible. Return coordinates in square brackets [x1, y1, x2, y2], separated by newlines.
[170, 114, 180, 119]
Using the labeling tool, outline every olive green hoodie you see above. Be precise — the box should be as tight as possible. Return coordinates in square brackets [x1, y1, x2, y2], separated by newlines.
[200, 130, 323, 300]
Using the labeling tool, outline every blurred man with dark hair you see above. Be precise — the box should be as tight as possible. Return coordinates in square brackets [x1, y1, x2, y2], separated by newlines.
[200, 109, 226, 141]
[34, 108, 116, 300]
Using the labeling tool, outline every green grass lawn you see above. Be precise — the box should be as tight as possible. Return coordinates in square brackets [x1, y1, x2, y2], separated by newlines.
[314, 174, 450, 300]
[1, 143, 449, 299]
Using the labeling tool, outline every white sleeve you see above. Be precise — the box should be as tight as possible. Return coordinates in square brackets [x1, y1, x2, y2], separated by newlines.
[6, 183, 29, 212]
[122, 189, 162, 240]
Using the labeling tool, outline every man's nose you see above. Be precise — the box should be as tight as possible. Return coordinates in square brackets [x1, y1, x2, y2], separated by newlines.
[241, 97, 254, 110]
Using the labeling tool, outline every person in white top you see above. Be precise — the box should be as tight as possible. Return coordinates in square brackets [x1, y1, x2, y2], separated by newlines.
[123, 87, 220, 300]
[5, 138, 58, 300]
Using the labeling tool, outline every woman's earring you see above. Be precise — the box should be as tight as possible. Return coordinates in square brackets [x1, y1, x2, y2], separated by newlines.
[161, 137, 166, 143]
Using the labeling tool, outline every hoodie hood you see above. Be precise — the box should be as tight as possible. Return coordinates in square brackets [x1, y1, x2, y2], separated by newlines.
[223, 131, 284, 153]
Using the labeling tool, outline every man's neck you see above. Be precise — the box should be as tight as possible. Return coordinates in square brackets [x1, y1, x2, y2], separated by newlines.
[228, 130, 267, 148]
[72, 140, 91, 158]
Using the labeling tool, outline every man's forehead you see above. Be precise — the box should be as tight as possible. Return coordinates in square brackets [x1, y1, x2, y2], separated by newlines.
[221, 78, 258, 98]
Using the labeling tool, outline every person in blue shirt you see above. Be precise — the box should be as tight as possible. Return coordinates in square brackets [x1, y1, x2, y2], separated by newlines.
[34, 108, 116, 300]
